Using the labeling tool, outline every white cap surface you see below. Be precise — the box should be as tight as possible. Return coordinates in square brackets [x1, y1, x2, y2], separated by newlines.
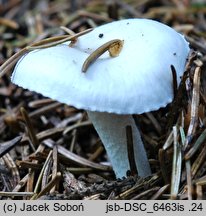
[11, 19, 190, 114]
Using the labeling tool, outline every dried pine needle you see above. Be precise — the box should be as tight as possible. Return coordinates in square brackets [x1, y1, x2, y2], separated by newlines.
[33, 150, 53, 194]
[21, 107, 39, 149]
[60, 26, 76, 35]
[0, 48, 28, 78]
[185, 160, 193, 200]
[12, 174, 29, 192]
[158, 148, 170, 184]
[126, 125, 138, 176]
[33, 172, 61, 200]
[196, 184, 203, 200]
[163, 130, 173, 150]
[170, 126, 182, 200]
[184, 66, 201, 150]
[42, 139, 111, 171]
[2, 153, 20, 187]
[185, 128, 206, 160]
[82, 39, 124, 72]
[27, 28, 93, 50]
[191, 143, 206, 177]
[0, 191, 34, 197]
[150, 184, 170, 200]
[50, 144, 58, 193]
[0, 28, 93, 78]
[0, 136, 22, 158]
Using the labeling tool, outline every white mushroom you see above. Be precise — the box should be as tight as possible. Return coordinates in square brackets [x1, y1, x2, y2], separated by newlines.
[11, 19, 190, 178]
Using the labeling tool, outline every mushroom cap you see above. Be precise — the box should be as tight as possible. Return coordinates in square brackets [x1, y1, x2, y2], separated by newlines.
[11, 18, 190, 114]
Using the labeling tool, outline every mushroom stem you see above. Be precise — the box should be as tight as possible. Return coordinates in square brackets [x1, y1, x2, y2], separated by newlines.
[87, 111, 151, 178]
